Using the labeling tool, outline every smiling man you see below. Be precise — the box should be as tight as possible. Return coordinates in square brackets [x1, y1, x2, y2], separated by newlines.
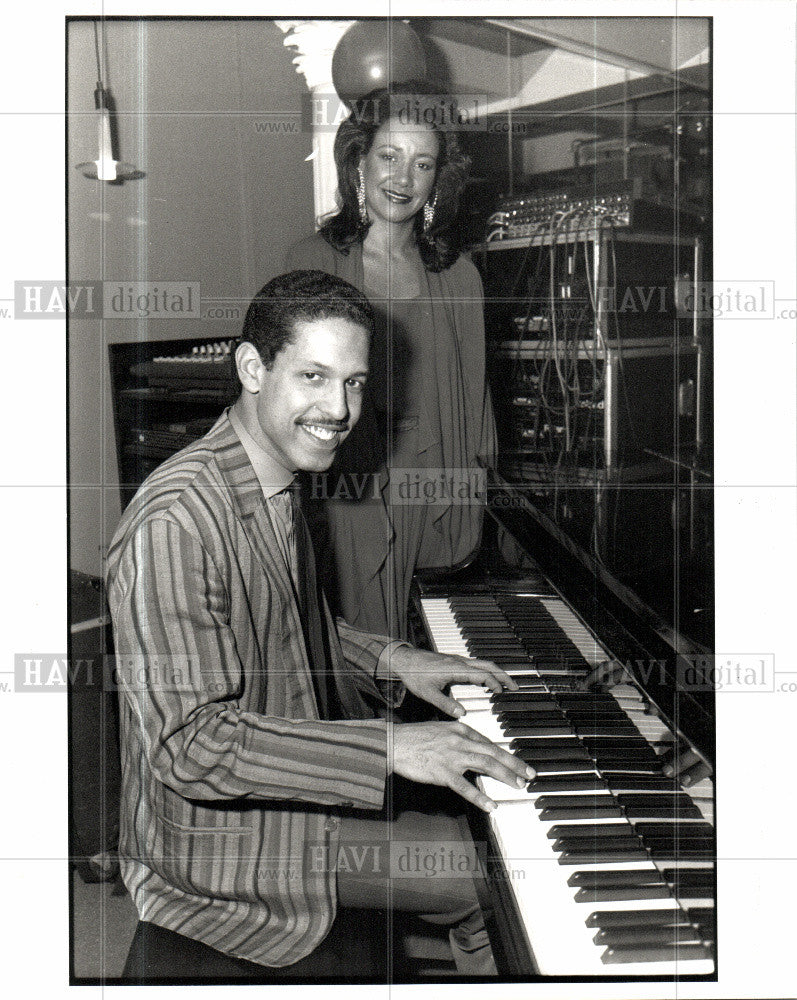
[105, 270, 531, 980]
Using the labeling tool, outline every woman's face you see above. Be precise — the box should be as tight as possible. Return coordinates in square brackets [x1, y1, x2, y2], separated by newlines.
[358, 117, 439, 228]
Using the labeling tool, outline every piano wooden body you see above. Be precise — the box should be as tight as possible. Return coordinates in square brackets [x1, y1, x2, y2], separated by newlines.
[411, 478, 716, 979]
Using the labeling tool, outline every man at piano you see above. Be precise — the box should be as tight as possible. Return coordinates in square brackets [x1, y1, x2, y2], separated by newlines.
[105, 270, 534, 979]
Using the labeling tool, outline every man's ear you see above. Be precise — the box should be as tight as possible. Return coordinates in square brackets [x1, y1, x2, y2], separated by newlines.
[235, 341, 265, 394]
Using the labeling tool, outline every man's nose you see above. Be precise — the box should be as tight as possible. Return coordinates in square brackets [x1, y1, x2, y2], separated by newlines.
[321, 382, 349, 421]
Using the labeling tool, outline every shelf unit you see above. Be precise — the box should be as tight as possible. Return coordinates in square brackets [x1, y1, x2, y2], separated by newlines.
[108, 337, 238, 508]
[476, 225, 712, 644]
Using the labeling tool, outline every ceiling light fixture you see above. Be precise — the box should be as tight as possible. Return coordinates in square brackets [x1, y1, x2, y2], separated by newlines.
[76, 20, 143, 182]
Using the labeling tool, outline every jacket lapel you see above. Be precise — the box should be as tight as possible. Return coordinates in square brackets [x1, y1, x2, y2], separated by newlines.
[211, 412, 320, 716]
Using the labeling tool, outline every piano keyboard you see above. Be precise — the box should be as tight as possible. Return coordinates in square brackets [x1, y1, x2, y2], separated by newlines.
[419, 593, 715, 977]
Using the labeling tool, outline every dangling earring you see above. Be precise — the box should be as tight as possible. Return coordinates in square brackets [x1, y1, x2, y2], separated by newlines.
[423, 190, 438, 235]
[357, 167, 369, 226]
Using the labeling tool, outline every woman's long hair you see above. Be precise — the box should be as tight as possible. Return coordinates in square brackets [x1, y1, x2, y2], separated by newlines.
[318, 83, 471, 272]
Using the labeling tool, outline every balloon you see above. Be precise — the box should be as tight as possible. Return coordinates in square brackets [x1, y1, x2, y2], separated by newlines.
[332, 21, 427, 108]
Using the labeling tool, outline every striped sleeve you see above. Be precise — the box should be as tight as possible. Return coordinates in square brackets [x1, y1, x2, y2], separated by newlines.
[108, 517, 388, 809]
[335, 620, 393, 674]
[335, 625, 407, 710]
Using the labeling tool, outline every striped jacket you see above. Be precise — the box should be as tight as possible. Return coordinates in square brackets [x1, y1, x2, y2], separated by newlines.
[105, 411, 398, 966]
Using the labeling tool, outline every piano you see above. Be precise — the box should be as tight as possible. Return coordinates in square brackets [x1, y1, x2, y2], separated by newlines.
[411, 479, 716, 978]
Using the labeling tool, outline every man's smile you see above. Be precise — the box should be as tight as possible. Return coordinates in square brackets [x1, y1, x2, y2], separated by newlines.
[298, 421, 347, 445]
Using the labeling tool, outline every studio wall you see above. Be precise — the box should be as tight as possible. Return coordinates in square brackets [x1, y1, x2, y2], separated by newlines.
[67, 18, 315, 576]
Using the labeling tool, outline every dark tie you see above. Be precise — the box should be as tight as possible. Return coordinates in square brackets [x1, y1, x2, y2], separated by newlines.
[288, 479, 339, 720]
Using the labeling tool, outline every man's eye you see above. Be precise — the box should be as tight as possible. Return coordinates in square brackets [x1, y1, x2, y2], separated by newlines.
[346, 378, 365, 390]
[380, 153, 394, 162]
[417, 161, 434, 171]
[302, 372, 322, 382]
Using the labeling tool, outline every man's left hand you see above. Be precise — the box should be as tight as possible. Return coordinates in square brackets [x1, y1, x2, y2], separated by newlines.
[385, 646, 518, 718]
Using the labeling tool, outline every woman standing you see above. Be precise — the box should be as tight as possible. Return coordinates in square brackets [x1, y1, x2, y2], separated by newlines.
[288, 85, 496, 640]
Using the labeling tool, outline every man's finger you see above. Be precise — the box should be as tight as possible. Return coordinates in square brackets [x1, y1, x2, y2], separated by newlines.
[455, 721, 498, 747]
[463, 750, 533, 789]
[681, 760, 712, 787]
[465, 659, 519, 691]
[448, 774, 497, 814]
[662, 745, 701, 776]
[420, 689, 465, 719]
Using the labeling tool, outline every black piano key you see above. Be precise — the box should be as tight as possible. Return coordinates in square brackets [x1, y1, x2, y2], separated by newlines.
[556, 836, 643, 854]
[503, 724, 574, 737]
[597, 764, 663, 776]
[558, 847, 649, 864]
[589, 748, 665, 763]
[533, 665, 590, 677]
[496, 707, 563, 719]
[616, 793, 697, 809]
[547, 822, 636, 839]
[601, 942, 712, 964]
[593, 925, 705, 946]
[454, 607, 508, 613]
[665, 883, 716, 899]
[538, 797, 620, 813]
[634, 822, 714, 837]
[527, 775, 607, 792]
[568, 869, 664, 888]
[506, 632, 560, 642]
[661, 868, 716, 884]
[469, 611, 517, 617]
[512, 633, 573, 643]
[547, 680, 590, 693]
[524, 760, 598, 775]
[520, 647, 586, 659]
[514, 746, 591, 762]
[519, 645, 587, 657]
[471, 652, 530, 661]
[646, 842, 716, 861]
[511, 737, 583, 751]
[676, 910, 716, 939]
[457, 626, 512, 634]
[540, 805, 623, 820]
[464, 629, 520, 635]
[624, 805, 704, 819]
[586, 908, 695, 929]
[565, 716, 637, 727]
[504, 674, 547, 686]
[467, 643, 527, 654]
[492, 692, 559, 705]
[495, 663, 545, 671]
[509, 620, 568, 630]
[497, 711, 565, 723]
[592, 753, 662, 769]
[467, 641, 527, 651]
[555, 694, 625, 706]
[573, 727, 643, 738]
[569, 714, 638, 726]
[575, 885, 674, 902]
[563, 708, 634, 719]
[607, 775, 681, 791]
[582, 736, 656, 750]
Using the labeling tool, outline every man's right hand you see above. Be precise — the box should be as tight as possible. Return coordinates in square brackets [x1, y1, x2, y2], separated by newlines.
[390, 722, 536, 813]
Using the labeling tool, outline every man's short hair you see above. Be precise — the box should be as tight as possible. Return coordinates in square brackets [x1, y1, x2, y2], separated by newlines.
[241, 270, 374, 368]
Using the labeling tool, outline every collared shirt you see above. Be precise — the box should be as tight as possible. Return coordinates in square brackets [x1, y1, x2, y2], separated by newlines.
[228, 404, 297, 585]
